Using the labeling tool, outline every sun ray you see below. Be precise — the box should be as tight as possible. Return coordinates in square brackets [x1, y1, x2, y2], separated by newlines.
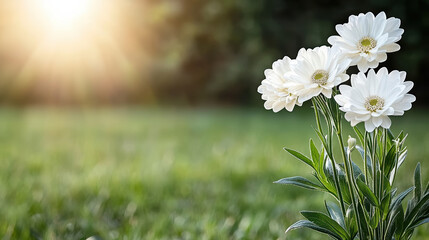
[0, 0, 155, 104]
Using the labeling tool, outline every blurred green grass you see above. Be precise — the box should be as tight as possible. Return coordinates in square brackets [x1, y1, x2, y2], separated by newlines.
[0, 107, 428, 240]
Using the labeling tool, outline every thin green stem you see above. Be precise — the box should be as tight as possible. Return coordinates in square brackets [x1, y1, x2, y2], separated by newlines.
[370, 130, 378, 240]
[337, 128, 365, 239]
[312, 99, 346, 216]
[364, 132, 369, 185]
[312, 98, 324, 138]
[379, 128, 387, 238]
[391, 140, 400, 186]
[371, 130, 377, 194]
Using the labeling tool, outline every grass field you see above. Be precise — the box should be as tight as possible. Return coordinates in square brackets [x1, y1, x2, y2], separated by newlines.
[0, 107, 428, 240]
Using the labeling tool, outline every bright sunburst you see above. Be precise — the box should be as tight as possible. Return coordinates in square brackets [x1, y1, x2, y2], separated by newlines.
[41, 0, 91, 30]
[0, 0, 153, 104]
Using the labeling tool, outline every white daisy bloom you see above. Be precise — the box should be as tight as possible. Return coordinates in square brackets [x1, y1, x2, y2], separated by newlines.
[257, 57, 301, 112]
[284, 46, 351, 103]
[328, 12, 404, 73]
[334, 67, 416, 132]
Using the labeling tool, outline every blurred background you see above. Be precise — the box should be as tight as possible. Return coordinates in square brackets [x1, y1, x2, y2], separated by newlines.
[0, 0, 428, 239]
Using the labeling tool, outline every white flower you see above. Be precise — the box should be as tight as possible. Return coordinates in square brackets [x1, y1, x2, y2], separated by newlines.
[328, 12, 404, 73]
[334, 67, 416, 132]
[257, 57, 301, 112]
[284, 46, 351, 103]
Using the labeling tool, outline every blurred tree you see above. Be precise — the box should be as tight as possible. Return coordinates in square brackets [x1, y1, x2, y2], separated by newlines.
[148, 0, 429, 106]
[0, 0, 428, 105]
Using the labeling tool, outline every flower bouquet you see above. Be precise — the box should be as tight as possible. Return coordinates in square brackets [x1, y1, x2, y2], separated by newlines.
[258, 12, 428, 239]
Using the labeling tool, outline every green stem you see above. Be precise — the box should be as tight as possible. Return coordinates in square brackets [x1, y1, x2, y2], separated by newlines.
[337, 128, 365, 239]
[312, 99, 346, 216]
[364, 132, 369, 185]
[370, 130, 377, 240]
[391, 139, 400, 186]
[379, 128, 387, 238]
[371, 130, 377, 195]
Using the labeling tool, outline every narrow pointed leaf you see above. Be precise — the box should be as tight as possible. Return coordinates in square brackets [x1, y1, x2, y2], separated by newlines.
[274, 176, 324, 191]
[325, 201, 345, 228]
[370, 208, 380, 229]
[310, 139, 320, 167]
[384, 145, 396, 175]
[390, 187, 415, 216]
[356, 204, 370, 239]
[325, 161, 351, 204]
[398, 150, 408, 168]
[404, 193, 429, 230]
[356, 145, 373, 176]
[356, 178, 379, 206]
[387, 129, 395, 142]
[284, 148, 313, 168]
[286, 220, 341, 240]
[301, 211, 350, 240]
[409, 217, 429, 230]
[414, 163, 422, 201]
[381, 193, 391, 220]
[385, 204, 404, 240]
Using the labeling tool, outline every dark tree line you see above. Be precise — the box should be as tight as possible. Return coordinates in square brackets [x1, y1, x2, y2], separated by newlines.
[0, 0, 428, 105]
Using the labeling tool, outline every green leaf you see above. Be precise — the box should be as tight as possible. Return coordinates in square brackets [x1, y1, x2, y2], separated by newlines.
[286, 220, 342, 240]
[394, 205, 405, 238]
[385, 203, 404, 240]
[314, 129, 328, 152]
[356, 145, 373, 176]
[408, 217, 429, 230]
[356, 178, 379, 206]
[356, 204, 371, 240]
[387, 129, 395, 142]
[397, 150, 408, 168]
[274, 176, 324, 191]
[345, 206, 357, 239]
[284, 148, 313, 169]
[389, 150, 408, 185]
[383, 174, 392, 195]
[404, 193, 429, 230]
[384, 145, 396, 176]
[390, 187, 415, 216]
[324, 160, 351, 204]
[325, 201, 345, 228]
[398, 132, 408, 146]
[350, 161, 365, 182]
[310, 139, 320, 168]
[318, 148, 326, 179]
[301, 211, 351, 240]
[414, 163, 422, 202]
[370, 208, 380, 229]
[426, 180, 429, 194]
[381, 193, 391, 220]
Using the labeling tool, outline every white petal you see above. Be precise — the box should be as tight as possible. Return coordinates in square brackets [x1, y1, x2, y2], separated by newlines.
[365, 120, 376, 132]
[380, 43, 400, 52]
[380, 116, 392, 128]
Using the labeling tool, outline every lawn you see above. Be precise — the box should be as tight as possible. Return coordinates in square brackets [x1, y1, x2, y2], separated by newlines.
[0, 107, 428, 240]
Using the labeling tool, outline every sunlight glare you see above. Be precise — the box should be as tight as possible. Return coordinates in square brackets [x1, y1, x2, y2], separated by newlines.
[41, 0, 90, 29]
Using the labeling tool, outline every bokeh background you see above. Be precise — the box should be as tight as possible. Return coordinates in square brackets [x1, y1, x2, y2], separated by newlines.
[0, 0, 428, 239]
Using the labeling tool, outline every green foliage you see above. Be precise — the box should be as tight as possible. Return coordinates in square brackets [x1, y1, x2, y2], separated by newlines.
[301, 211, 351, 240]
[279, 98, 429, 239]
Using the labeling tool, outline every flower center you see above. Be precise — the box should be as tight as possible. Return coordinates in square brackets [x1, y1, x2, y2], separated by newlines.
[365, 96, 384, 112]
[358, 37, 377, 53]
[311, 70, 329, 86]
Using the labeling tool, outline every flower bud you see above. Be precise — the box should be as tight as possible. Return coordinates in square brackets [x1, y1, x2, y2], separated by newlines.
[348, 136, 356, 151]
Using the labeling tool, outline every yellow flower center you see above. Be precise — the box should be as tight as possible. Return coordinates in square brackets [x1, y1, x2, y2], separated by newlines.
[365, 96, 384, 112]
[358, 37, 377, 53]
[311, 70, 329, 85]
